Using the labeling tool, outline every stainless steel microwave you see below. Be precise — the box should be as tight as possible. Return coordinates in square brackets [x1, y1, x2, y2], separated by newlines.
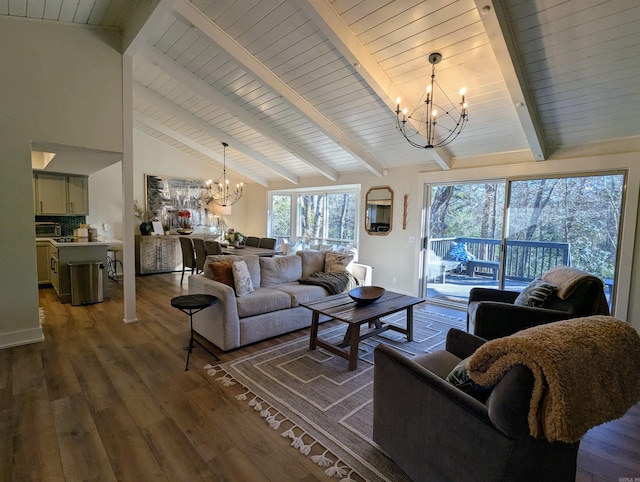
[35, 222, 61, 238]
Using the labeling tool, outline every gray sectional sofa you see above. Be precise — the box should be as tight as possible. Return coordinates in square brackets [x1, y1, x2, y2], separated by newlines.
[188, 250, 372, 351]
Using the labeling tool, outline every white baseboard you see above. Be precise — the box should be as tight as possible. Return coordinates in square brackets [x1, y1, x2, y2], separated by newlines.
[0, 326, 45, 349]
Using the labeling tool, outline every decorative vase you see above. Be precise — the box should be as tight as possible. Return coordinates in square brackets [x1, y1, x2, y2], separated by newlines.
[177, 228, 193, 235]
[139, 222, 153, 235]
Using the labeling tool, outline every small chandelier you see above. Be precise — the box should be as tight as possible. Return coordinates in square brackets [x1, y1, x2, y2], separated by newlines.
[206, 142, 243, 207]
[395, 52, 468, 149]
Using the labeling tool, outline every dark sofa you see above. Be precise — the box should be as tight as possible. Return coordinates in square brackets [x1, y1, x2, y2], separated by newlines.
[373, 328, 580, 481]
[467, 265, 609, 340]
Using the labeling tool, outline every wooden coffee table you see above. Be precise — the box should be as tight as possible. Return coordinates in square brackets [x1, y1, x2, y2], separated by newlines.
[301, 290, 424, 370]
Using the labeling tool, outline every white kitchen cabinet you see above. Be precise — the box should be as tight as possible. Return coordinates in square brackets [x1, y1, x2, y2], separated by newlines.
[67, 175, 89, 215]
[34, 172, 67, 214]
[135, 235, 182, 274]
[36, 241, 51, 285]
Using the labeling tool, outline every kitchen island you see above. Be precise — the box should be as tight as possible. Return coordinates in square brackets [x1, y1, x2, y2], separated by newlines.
[40, 237, 122, 304]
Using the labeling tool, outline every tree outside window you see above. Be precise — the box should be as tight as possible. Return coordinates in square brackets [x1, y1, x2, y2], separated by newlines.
[270, 195, 291, 237]
[268, 187, 358, 247]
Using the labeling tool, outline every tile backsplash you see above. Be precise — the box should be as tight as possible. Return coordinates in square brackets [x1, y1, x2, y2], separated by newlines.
[35, 216, 87, 236]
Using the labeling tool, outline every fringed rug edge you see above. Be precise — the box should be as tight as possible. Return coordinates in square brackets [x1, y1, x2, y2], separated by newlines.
[204, 363, 363, 481]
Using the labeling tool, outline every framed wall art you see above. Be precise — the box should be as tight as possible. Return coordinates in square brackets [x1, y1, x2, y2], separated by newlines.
[145, 174, 210, 228]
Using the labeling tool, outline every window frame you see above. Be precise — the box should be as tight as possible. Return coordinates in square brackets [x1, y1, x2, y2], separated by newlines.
[268, 185, 360, 248]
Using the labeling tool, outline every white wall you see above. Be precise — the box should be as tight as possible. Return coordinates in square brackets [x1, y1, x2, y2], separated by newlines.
[0, 17, 122, 348]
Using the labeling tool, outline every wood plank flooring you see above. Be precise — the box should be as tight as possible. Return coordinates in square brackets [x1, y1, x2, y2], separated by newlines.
[1, 273, 639, 481]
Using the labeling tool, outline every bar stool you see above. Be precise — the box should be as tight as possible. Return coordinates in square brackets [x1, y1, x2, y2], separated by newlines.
[107, 246, 123, 281]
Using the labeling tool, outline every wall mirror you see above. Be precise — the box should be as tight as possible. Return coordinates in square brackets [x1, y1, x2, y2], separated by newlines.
[365, 186, 393, 235]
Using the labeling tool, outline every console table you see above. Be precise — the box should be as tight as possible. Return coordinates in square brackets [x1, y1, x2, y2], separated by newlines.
[135, 235, 182, 274]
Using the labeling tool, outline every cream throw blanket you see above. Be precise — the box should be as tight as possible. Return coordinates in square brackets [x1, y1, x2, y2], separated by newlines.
[468, 316, 640, 442]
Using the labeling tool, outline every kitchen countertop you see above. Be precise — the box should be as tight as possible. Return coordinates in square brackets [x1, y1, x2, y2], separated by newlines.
[39, 237, 123, 247]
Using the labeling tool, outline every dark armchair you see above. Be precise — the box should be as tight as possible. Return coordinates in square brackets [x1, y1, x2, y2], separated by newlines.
[467, 265, 609, 340]
[373, 329, 581, 481]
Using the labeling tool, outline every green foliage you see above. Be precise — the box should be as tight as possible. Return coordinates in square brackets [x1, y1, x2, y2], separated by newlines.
[271, 195, 291, 237]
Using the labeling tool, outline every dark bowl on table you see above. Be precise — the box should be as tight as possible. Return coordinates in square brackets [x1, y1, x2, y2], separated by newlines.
[348, 286, 385, 305]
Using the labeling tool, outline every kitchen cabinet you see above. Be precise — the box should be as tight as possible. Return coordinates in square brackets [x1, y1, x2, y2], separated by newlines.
[67, 175, 89, 215]
[33, 172, 89, 215]
[135, 235, 182, 274]
[36, 241, 51, 285]
[49, 244, 60, 295]
[34, 173, 67, 214]
[51, 243, 107, 303]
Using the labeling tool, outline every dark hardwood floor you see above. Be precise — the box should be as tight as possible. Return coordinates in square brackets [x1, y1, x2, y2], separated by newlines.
[1, 273, 638, 481]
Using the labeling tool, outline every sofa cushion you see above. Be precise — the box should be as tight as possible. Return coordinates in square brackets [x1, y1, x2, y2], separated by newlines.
[232, 260, 254, 297]
[259, 255, 302, 286]
[324, 252, 354, 273]
[235, 287, 292, 318]
[297, 250, 325, 277]
[413, 350, 461, 379]
[514, 278, 557, 307]
[203, 259, 235, 288]
[269, 282, 328, 307]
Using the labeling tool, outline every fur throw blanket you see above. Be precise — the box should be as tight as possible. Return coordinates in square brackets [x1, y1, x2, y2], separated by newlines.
[298, 271, 358, 295]
[467, 316, 640, 443]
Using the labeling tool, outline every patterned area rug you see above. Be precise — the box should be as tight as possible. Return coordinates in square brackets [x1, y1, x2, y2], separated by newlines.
[206, 307, 465, 481]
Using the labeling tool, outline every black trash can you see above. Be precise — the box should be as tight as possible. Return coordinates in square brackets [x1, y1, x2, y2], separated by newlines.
[68, 261, 104, 306]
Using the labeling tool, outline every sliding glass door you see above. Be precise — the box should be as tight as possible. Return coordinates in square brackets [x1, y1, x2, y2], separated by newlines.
[505, 174, 624, 311]
[425, 182, 506, 304]
[423, 172, 625, 311]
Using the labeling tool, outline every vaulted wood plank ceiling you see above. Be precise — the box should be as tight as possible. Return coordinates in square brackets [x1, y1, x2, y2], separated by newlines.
[4, 0, 640, 186]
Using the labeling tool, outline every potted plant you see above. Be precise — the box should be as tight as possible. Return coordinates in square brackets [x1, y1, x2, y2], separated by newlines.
[134, 200, 156, 235]
[225, 229, 245, 247]
[177, 210, 193, 235]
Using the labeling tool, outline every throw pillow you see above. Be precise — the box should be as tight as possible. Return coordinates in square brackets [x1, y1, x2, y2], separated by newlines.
[448, 241, 475, 262]
[259, 255, 302, 286]
[232, 260, 254, 297]
[204, 259, 235, 288]
[297, 249, 325, 277]
[324, 252, 354, 273]
[514, 278, 557, 307]
[445, 356, 494, 402]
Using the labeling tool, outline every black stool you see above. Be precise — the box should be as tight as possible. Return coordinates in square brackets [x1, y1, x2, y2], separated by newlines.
[171, 294, 219, 371]
[107, 246, 123, 281]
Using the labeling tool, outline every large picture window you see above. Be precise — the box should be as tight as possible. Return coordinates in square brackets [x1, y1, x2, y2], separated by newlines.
[268, 186, 359, 248]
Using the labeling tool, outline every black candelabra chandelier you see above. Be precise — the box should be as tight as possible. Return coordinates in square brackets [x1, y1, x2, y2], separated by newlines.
[206, 142, 243, 207]
[395, 52, 468, 149]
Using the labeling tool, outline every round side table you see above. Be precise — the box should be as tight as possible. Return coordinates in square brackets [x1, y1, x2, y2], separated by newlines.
[171, 294, 219, 371]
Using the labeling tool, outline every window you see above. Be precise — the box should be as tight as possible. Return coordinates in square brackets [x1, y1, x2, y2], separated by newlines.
[270, 194, 291, 238]
[268, 186, 359, 248]
[424, 172, 625, 313]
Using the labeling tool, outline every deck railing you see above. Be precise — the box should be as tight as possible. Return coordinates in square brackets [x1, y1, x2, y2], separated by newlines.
[428, 237, 571, 281]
